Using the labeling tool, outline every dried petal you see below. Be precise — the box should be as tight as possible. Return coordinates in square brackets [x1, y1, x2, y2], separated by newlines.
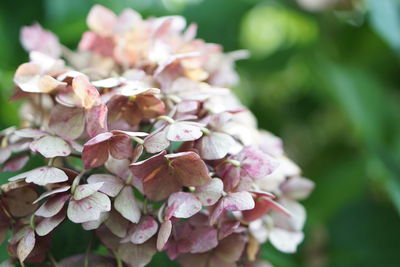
[17, 229, 35, 263]
[73, 182, 104, 201]
[87, 174, 124, 197]
[9, 166, 68, 186]
[114, 186, 141, 223]
[157, 219, 172, 251]
[67, 192, 111, 223]
[167, 192, 202, 219]
[49, 105, 85, 140]
[30, 135, 71, 158]
[35, 194, 70, 218]
[131, 216, 158, 244]
[210, 191, 255, 225]
[35, 210, 66, 236]
[194, 178, 223, 206]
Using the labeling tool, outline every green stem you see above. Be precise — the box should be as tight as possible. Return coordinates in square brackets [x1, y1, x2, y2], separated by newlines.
[48, 252, 60, 267]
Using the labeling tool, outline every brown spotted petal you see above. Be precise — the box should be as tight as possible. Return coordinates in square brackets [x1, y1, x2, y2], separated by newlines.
[130, 151, 211, 201]
[2, 186, 38, 217]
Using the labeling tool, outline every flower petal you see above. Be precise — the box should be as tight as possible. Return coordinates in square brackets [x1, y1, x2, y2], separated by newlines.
[114, 186, 141, 223]
[73, 182, 104, 201]
[87, 5, 117, 36]
[49, 105, 85, 140]
[67, 192, 111, 223]
[167, 192, 202, 219]
[196, 132, 236, 160]
[269, 228, 304, 253]
[30, 135, 71, 158]
[9, 166, 68, 186]
[131, 216, 158, 244]
[210, 191, 255, 225]
[17, 229, 35, 263]
[194, 178, 223, 206]
[157, 219, 172, 251]
[87, 174, 124, 197]
[85, 104, 108, 138]
[35, 194, 70, 218]
[35, 210, 66, 236]
[166, 121, 203, 142]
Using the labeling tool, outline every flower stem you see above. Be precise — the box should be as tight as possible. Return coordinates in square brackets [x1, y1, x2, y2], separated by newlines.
[48, 252, 60, 267]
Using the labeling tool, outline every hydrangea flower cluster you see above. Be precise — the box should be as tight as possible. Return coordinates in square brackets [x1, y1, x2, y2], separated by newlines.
[0, 5, 314, 266]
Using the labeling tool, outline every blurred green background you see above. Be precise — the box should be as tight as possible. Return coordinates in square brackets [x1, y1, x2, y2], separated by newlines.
[1, 0, 400, 266]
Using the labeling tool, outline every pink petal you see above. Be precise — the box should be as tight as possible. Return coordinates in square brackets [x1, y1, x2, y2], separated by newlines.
[104, 210, 129, 238]
[17, 229, 35, 263]
[87, 5, 117, 36]
[190, 227, 218, 253]
[210, 191, 255, 225]
[35, 194, 70, 218]
[72, 75, 100, 109]
[87, 174, 124, 197]
[131, 216, 159, 244]
[33, 186, 71, 204]
[218, 221, 240, 240]
[35, 210, 66, 236]
[30, 135, 71, 158]
[166, 121, 203, 142]
[82, 212, 109, 230]
[130, 151, 181, 202]
[143, 128, 170, 153]
[118, 239, 157, 267]
[67, 192, 111, 223]
[9, 166, 68, 186]
[108, 134, 133, 159]
[20, 23, 61, 58]
[194, 178, 223, 206]
[14, 128, 46, 139]
[167, 192, 202, 219]
[85, 104, 108, 138]
[104, 157, 131, 178]
[196, 132, 236, 160]
[165, 151, 211, 187]
[0, 148, 11, 164]
[240, 146, 279, 179]
[269, 228, 304, 253]
[280, 177, 315, 200]
[213, 233, 246, 263]
[82, 135, 111, 169]
[1, 154, 29, 172]
[73, 182, 104, 201]
[114, 186, 141, 223]
[157, 220, 172, 251]
[49, 105, 85, 140]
